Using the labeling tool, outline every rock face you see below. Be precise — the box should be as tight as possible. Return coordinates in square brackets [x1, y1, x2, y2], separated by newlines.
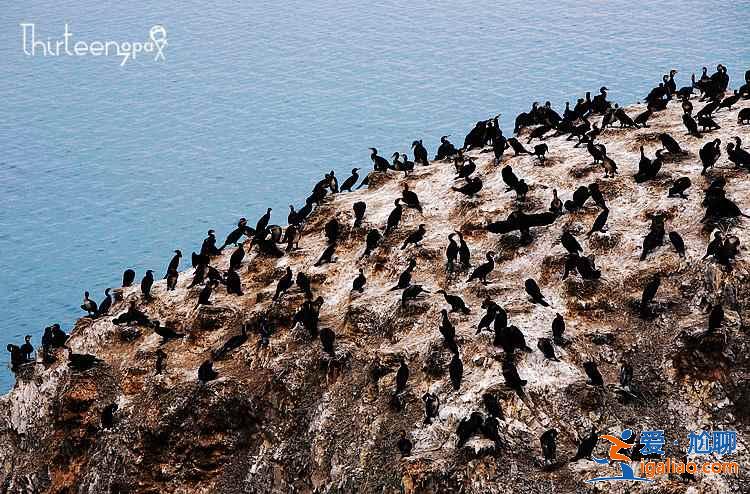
[2, 94, 750, 493]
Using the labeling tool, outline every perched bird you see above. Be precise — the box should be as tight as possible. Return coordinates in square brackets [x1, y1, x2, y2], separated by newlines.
[340, 168, 360, 192]
[524, 279, 549, 307]
[401, 285, 430, 306]
[422, 392, 440, 424]
[583, 361, 604, 386]
[669, 231, 686, 257]
[352, 268, 366, 292]
[198, 360, 218, 383]
[213, 324, 249, 360]
[273, 267, 293, 301]
[570, 430, 598, 462]
[446, 233, 459, 271]
[482, 393, 504, 419]
[152, 321, 185, 345]
[640, 275, 660, 316]
[401, 184, 423, 212]
[436, 290, 470, 314]
[397, 430, 412, 457]
[80, 291, 98, 317]
[319, 327, 335, 356]
[353, 201, 367, 228]
[551, 313, 565, 345]
[467, 251, 495, 284]
[540, 429, 558, 466]
[141, 270, 154, 300]
[391, 259, 417, 291]
[449, 352, 463, 390]
[67, 349, 103, 372]
[502, 358, 527, 396]
[401, 224, 426, 249]
[707, 303, 724, 334]
[588, 209, 609, 235]
[561, 231, 583, 255]
[363, 228, 382, 257]
[537, 338, 559, 361]
[452, 176, 483, 197]
[668, 177, 691, 198]
[395, 360, 409, 393]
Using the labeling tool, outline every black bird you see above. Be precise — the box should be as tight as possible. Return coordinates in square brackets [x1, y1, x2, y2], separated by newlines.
[524, 279, 549, 307]
[385, 199, 403, 234]
[641, 275, 660, 316]
[141, 270, 154, 299]
[166, 269, 178, 290]
[660, 133, 685, 155]
[314, 244, 336, 266]
[698, 114, 720, 132]
[537, 338, 559, 361]
[456, 412, 484, 447]
[707, 303, 724, 334]
[221, 219, 252, 249]
[352, 268, 366, 292]
[477, 299, 499, 333]
[319, 327, 335, 356]
[412, 139, 429, 165]
[540, 429, 558, 466]
[198, 360, 218, 383]
[363, 228, 382, 257]
[227, 269, 243, 295]
[588, 183, 607, 209]
[552, 313, 565, 344]
[583, 361, 604, 386]
[391, 259, 417, 291]
[669, 231, 686, 257]
[482, 393, 504, 419]
[700, 139, 721, 174]
[502, 358, 527, 396]
[668, 177, 692, 198]
[80, 291, 98, 316]
[570, 430, 598, 462]
[449, 352, 463, 390]
[452, 176, 483, 197]
[439, 309, 456, 344]
[467, 251, 495, 284]
[588, 209, 609, 235]
[533, 143, 548, 161]
[703, 231, 723, 260]
[255, 208, 272, 235]
[273, 267, 293, 301]
[200, 230, 221, 257]
[395, 360, 409, 393]
[122, 269, 136, 287]
[401, 285, 430, 306]
[101, 403, 118, 429]
[402, 224, 426, 249]
[353, 201, 367, 228]
[152, 321, 185, 344]
[197, 280, 218, 306]
[67, 349, 103, 372]
[501, 165, 519, 190]
[212, 324, 249, 360]
[229, 243, 245, 270]
[370, 148, 390, 171]
[422, 393, 440, 424]
[446, 233, 459, 271]
[640, 228, 663, 261]
[435, 136, 458, 160]
[507, 137, 530, 155]
[340, 168, 360, 192]
[549, 189, 563, 214]
[324, 218, 339, 244]
[165, 249, 182, 278]
[634, 108, 652, 128]
[436, 290, 470, 314]
[401, 184, 423, 213]
[682, 112, 701, 137]
[561, 231, 583, 255]
[457, 232, 471, 267]
[397, 430, 412, 457]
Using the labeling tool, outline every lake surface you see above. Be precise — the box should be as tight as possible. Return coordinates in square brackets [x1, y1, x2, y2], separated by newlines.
[0, 0, 747, 392]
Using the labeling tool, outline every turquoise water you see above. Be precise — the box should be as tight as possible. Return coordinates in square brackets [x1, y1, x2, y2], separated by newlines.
[0, 1, 747, 392]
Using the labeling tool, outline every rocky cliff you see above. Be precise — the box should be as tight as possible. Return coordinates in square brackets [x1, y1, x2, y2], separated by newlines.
[2, 92, 750, 494]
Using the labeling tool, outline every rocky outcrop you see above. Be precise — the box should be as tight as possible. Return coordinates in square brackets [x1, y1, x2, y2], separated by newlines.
[2, 95, 750, 493]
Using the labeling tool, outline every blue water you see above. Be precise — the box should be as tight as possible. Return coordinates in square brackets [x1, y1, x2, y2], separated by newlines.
[0, 0, 747, 392]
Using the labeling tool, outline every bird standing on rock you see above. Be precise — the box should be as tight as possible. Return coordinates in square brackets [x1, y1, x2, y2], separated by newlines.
[525, 279, 549, 307]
